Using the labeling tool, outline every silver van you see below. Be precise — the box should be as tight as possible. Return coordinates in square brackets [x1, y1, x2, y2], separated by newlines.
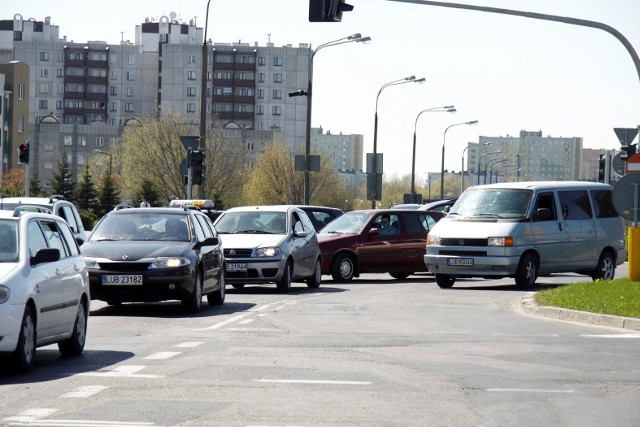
[424, 181, 627, 288]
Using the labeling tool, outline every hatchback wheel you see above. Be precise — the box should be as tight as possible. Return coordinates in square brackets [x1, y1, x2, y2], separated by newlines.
[390, 272, 412, 280]
[306, 258, 322, 288]
[59, 299, 87, 356]
[276, 262, 292, 292]
[183, 272, 203, 313]
[207, 271, 226, 305]
[12, 306, 36, 372]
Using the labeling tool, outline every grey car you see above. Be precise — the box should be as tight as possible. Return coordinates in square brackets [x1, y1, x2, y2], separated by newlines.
[214, 205, 322, 292]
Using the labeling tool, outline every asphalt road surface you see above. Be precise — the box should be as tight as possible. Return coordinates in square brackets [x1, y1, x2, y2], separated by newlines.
[1, 265, 638, 426]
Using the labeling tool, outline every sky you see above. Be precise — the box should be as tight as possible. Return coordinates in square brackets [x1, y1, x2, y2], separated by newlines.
[7, 0, 640, 181]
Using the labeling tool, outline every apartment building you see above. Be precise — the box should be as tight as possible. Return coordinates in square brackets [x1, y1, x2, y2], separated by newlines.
[0, 61, 29, 175]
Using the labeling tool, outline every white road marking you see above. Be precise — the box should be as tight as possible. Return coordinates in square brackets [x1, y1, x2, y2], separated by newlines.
[3, 418, 154, 426]
[254, 379, 371, 385]
[143, 351, 181, 360]
[174, 341, 204, 348]
[249, 300, 291, 312]
[200, 313, 250, 330]
[78, 365, 163, 378]
[60, 386, 108, 399]
[580, 334, 640, 338]
[238, 319, 255, 325]
[4, 408, 57, 422]
[487, 388, 576, 393]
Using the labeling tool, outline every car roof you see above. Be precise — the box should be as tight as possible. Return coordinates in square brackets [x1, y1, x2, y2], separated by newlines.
[468, 181, 613, 191]
[223, 205, 301, 213]
[0, 195, 67, 207]
[0, 209, 60, 221]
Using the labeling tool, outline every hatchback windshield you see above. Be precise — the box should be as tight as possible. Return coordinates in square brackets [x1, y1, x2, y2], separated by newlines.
[216, 211, 286, 234]
[449, 188, 533, 218]
[319, 212, 371, 234]
[0, 220, 18, 262]
[90, 213, 190, 242]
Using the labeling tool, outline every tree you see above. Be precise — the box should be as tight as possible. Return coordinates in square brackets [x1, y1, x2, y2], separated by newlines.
[96, 175, 120, 217]
[243, 142, 350, 207]
[48, 152, 76, 201]
[75, 163, 98, 214]
[29, 170, 45, 197]
[133, 179, 161, 207]
[1, 167, 26, 196]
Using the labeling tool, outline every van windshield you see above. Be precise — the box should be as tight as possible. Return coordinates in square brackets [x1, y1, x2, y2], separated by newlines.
[449, 189, 533, 218]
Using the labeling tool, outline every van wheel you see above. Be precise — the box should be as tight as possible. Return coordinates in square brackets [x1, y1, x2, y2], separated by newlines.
[515, 253, 537, 288]
[435, 274, 455, 288]
[331, 253, 355, 282]
[590, 251, 615, 281]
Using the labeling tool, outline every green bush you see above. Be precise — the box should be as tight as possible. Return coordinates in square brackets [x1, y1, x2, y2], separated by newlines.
[79, 209, 99, 231]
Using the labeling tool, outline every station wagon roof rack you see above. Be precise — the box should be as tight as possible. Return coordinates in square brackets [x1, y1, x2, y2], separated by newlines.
[49, 195, 66, 202]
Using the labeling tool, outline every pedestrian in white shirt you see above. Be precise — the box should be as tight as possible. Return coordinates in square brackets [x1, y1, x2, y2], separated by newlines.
[140, 197, 151, 208]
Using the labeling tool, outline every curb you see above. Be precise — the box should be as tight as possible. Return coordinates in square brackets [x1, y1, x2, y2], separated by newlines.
[520, 294, 640, 332]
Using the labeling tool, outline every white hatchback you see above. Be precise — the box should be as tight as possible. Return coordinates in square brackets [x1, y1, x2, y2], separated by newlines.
[0, 210, 90, 372]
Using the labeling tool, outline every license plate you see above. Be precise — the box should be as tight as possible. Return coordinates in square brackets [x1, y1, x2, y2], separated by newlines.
[226, 262, 248, 272]
[102, 275, 143, 285]
[447, 258, 474, 266]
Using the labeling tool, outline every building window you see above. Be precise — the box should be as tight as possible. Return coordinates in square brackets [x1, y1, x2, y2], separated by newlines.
[96, 137, 105, 147]
[247, 142, 254, 151]
[206, 87, 212, 97]
[110, 54, 118, 64]
[256, 105, 264, 115]
[207, 71, 212, 81]
[272, 89, 282, 99]
[238, 72, 247, 80]
[110, 137, 118, 146]
[258, 57, 265, 66]
[272, 106, 281, 116]
[39, 84, 49, 93]
[274, 57, 283, 66]
[110, 86, 118, 95]
[187, 103, 196, 113]
[13, 31, 22, 41]
[109, 102, 117, 112]
[79, 136, 87, 147]
[39, 99, 48, 109]
[56, 68, 64, 78]
[110, 70, 118, 79]
[257, 73, 265, 82]
[126, 87, 134, 96]
[187, 71, 197, 80]
[40, 68, 49, 78]
[44, 144, 54, 151]
[127, 55, 135, 64]
[109, 118, 117, 126]
[57, 52, 64, 62]
[69, 52, 83, 60]
[56, 100, 64, 110]
[273, 73, 282, 83]
[187, 87, 197, 96]
[256, 89, 264, 99]
[64, 136, 72, 146]
[126, 71, 135, 80]
[125, 103, 134, 112]
[18, 84, 24, 100]
[188, 54, 197, 64]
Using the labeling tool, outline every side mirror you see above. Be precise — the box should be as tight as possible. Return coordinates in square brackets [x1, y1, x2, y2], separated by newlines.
[534, 208, 552, 221]
[369, 227, 380, 236]
[31, 248, 60, 266]
[294, 230, 308, 238]
[195, 236, 219, 249]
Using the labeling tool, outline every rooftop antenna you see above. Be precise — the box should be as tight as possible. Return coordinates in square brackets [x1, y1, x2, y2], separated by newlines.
[267, 33, 271, 43]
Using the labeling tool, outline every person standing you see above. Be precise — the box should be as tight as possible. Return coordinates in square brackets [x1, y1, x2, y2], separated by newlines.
[140, 197, 151, 208]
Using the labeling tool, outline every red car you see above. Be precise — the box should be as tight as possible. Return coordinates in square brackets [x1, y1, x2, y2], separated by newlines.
[318, 209, 444, 282]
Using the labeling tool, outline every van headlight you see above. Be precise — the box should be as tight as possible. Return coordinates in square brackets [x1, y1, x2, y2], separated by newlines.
[426, 235, 441, 245]
[0, 285, 9, 304]
[256, 247, 281, 257]
[488, 237, 513, 247]
[150, 257, 191, 269]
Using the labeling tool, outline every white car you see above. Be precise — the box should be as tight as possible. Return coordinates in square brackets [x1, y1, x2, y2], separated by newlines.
[0, 210, 90, 372]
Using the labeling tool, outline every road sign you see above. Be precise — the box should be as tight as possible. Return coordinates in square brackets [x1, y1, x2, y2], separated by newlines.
[613, 172, 640, 223]
[614, 127, 638, 146]
[626, 153, 640, 173]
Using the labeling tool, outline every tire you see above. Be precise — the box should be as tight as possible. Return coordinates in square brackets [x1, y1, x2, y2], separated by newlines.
[58, 299, 88, 356]
[331, 253, 355, 282]
[306, 258, 322, 288]
[207, 271, 226, 305]
[515, 253, 537, 288]
[276, 262, 292, 292]
[435, 274, 455, 288]
[232, 284, 245, 289]
[590, 251, 616, 281]
[182, 272, 203, 313]
[390, 272, 412, 280]
[106, 301, 122, 306]
[12, 305, 36, 373]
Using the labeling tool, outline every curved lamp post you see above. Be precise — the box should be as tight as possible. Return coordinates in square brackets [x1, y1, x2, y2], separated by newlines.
[371, 75, 426, 208]
[297, 33, 371, 204]
[461, 141, 489, 194]
[94, 150, 113, 177]
[440, 120, 478, 200]
[411, 105, 456, 201]
[487, 157, 509, 184]
[477, 150, 503, 184]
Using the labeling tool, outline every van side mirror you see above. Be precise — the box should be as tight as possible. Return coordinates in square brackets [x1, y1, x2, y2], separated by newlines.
[534, 208, 552, 221]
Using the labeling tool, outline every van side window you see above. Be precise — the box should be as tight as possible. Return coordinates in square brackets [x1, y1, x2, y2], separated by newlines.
[558, 190, 592, 220]
[533, 192, 557, 221]
[590, 190, 618, 218]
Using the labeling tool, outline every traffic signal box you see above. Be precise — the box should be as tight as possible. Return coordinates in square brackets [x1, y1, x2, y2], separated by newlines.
[18, 143, 29, 164]
[190, 150, 204, 185]
[597, 154, 606, 183]
[309, 0, 354, 22]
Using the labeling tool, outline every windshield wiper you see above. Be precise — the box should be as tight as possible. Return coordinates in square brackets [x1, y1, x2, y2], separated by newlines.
[474, 213, 506, 219]
[236, 230, 270, 234]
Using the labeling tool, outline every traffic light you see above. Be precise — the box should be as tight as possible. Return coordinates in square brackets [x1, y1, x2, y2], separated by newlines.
[620, 143, 637, 162]
[309, 0, 354, 22]
[597, 154, 606, 183]
[18, 143, 29, 164]
[190, 150, 204, 185]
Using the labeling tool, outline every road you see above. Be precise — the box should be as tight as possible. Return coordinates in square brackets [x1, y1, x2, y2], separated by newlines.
[1, 266, 638, 427]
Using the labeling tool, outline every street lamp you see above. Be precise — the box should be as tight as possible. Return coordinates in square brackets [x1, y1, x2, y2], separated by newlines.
[477, 150, 503, 184]
[371, 75, 426, 208]
[293, 33, 371, 205]
[94, 150, 112, 177]
[198, 0, 213, 198]
[461, 141, 489, 194]
[412, 105, 456, 201]
[488, 157, 509, 184]
[440, 120, 478, 200]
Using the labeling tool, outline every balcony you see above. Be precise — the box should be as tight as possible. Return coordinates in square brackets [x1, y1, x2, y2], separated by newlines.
[233, 62, 255, 71]
[212, 78, 233, 86]
[64, 75, 85, 84]
[86, 76, 108, 85]
[213, 62, 234, 70]
[234, 79, 255, 87]
[64, 91, 85, 100]
[86, 60, 107, 68]
[64, 59, 84, 67]
[86, 92, 107, 100]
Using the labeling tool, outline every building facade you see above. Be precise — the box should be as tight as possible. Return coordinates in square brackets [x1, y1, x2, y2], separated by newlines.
[0, 60, 29, 175]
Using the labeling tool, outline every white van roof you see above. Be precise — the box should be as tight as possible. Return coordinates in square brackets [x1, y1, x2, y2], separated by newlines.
[470, 181, 613, 191]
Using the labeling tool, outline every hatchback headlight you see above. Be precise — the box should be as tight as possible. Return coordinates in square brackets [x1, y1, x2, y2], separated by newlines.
[0, 285, 9, 304]
[488, 237, 513, 247]
[83, 257, 100, 269]
[256, 247, 282, 257]
[426, 235, 441, 245]
[150, 257, 191, 269]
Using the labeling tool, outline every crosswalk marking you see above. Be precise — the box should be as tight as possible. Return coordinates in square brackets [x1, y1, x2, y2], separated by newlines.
[143, 351, 181, 360]
[60, 386, 108, 399]
[78, 365, 163, 378]
[174, 341, 204, 348]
